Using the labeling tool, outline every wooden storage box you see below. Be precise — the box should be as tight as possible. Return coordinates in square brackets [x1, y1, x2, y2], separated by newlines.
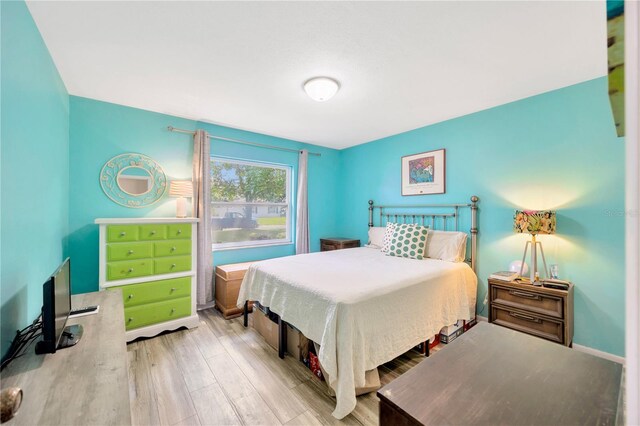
[215, 261, 255, 319]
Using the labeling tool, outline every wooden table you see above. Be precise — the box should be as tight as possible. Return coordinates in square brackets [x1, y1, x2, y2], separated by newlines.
[377, 322, 622, 425]
[319, 238, 360, 251]
[1, 290, 131, 425]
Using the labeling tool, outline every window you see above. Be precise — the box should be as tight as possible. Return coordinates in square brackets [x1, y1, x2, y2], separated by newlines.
[210, 157, 292, 250]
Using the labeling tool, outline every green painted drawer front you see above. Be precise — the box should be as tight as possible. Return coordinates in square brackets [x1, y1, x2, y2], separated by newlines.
[154, 240, 191, 257]
[168, 223, 192, 239]
[107, 259, 153, 281]
[138, 225, 167, 241]
[107, 225, 139, 243]
[107, 242, 153, 262]
[124, 297, 191, 330]
[109, 277, 191, 307]
[154, 255, 191, 275]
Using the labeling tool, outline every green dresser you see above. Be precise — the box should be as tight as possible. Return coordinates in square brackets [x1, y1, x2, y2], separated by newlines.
[96, 218, 199, 341]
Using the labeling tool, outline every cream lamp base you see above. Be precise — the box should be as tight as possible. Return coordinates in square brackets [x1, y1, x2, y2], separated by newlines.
[175, 197, 187, 218]
[519, 234, 549, 285]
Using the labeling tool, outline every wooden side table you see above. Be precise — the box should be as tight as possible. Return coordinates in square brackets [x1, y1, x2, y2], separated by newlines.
[488, 278, 574, 346]
[320, 238, 360, 251]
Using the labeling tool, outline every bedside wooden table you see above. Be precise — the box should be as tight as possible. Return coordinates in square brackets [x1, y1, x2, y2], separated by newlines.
[320, 238, 360, 251]
[488, 278, 574, 346]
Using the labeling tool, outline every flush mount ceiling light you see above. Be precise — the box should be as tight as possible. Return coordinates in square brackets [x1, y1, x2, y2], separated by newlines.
[303, 77, 340, 102]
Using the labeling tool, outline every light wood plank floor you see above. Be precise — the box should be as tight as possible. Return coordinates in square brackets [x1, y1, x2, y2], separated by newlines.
[127, 308, 438, 426]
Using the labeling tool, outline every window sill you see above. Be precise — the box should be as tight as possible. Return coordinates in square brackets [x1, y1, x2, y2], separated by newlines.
[212, 242, 294, 252]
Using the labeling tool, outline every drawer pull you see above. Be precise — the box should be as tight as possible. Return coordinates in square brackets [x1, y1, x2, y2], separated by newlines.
[177, 230, 182, 234]
[128, 268, 134, 273]
[509, 311, 541, 323]
[120, 232, 126, 236]
[128, 317, 133, 323]
[508, 290, 541, 300]
[170, 287, 176, 292]
[150, 230, 156, 235]
[128, 250, 134, 254]
[128, 294, 134, 299]
[171, 246, 176, 251]
[171, 263, 176, 268]
[171, 308, 176, 313]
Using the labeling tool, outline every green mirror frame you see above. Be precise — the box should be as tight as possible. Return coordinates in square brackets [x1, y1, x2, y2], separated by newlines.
[100, 153, 167, 208]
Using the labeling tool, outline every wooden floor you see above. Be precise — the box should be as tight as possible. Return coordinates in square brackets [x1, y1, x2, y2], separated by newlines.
[126, 308, 435, 426]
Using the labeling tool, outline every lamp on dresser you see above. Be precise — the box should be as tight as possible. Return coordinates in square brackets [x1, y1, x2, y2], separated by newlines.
[513, 209, 556, 284]
[169, 180, 193, 218]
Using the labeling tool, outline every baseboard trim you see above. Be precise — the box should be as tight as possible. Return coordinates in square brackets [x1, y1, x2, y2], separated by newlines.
[475, 316, 624, 364]
[573, 344, 625, 365]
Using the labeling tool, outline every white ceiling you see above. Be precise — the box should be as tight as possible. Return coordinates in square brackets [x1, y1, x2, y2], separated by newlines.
[27, 1, 607, 150]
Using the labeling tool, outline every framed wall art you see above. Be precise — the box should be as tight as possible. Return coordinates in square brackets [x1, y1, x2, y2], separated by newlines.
[401, 149, 446, 196]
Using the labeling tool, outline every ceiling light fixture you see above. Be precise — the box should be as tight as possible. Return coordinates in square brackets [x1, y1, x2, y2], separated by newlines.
[303, 77, 340, 102]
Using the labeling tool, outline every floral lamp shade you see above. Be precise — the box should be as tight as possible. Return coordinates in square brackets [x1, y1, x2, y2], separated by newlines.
[514, 210, 556, 235]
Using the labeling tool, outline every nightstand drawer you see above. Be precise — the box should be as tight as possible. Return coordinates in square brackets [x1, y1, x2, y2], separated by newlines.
[491, 284, 563, 319]
[491, 305, 564, 344]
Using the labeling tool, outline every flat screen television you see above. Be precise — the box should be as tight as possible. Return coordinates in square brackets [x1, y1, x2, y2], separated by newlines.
[35, 258, 83, 354]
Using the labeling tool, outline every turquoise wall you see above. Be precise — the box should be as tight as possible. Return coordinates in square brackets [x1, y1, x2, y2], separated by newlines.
[1, 1, 70, 355]
[68, 97, 340, 294]
[338, 77, 625, 356]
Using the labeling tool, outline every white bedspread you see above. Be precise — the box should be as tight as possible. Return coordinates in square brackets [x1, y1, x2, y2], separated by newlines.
[237, 247, 477, 419]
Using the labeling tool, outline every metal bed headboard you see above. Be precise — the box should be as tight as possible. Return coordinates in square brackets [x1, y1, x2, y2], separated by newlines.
[368, 196, 479, 272]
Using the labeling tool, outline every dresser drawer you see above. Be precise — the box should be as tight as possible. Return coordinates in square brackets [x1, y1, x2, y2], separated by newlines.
[124, 296, 191, 330]
[167, 223, 192, 239]
[108, 277, 191, 307]
[491, 305, 564, 344]
[138, 224, 167, 240]
[107, 225, 139, 243]
[107, 242, 153, 262]
[321, 243, 337, 251]
[107, 259, 153, 281]
[491, 283, 563, 319]
[154, 240, 192, 257]
[154, 255, 192, 275]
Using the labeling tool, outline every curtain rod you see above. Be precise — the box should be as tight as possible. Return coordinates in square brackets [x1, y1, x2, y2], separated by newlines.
[167, 126, 321, 157]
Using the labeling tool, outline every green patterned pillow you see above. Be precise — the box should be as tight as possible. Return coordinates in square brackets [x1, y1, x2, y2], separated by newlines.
[387, 224, 429, 260]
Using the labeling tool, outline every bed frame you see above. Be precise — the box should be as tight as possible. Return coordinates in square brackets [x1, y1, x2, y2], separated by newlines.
[243, 195, 480, 359]
[368, 195, 479, 273]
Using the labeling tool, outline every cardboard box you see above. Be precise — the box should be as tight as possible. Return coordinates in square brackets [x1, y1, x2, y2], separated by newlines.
[440, 320, 465, 344]
[251, 309, 302, 360]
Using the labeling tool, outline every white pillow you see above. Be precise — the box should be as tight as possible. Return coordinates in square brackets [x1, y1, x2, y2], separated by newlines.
[367, 226, 386, 248]
[425, 230, 467, 262]
[381, 222, 398, 253]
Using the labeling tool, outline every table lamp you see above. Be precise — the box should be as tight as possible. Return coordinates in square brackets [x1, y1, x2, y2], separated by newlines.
[169, 180, 193, 218]
[513, 210, 556, 285]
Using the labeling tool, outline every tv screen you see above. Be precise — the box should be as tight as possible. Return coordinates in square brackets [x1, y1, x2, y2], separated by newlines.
[36, 258, 71, 354]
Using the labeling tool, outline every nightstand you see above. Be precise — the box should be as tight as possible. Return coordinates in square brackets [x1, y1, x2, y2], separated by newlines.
[320, 238, 360, 251]
[488, 278, 574, 346]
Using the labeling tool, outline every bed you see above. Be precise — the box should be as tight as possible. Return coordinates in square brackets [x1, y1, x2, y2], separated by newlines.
[237, 197, 479, 419]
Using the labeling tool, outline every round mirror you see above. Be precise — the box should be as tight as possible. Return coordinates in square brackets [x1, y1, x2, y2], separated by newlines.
[100, 153, 167, 208]
[117, 166, 153, 196]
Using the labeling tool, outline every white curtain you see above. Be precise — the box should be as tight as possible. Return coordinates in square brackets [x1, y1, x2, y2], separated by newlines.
[296, 149, 309, 254]
[192, 129, 214, 307]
